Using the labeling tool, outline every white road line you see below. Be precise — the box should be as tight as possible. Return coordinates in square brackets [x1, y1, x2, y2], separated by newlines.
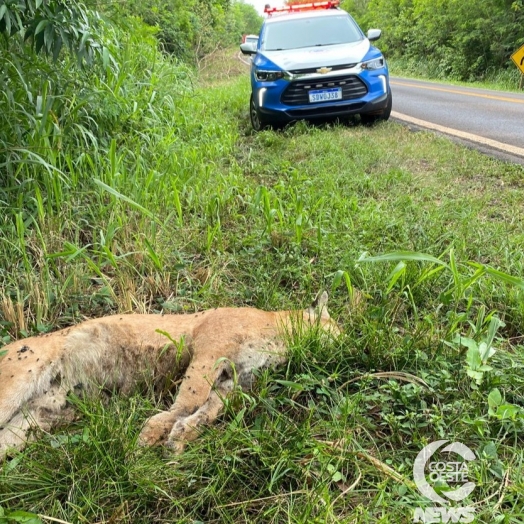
[392, 111, 524, 158]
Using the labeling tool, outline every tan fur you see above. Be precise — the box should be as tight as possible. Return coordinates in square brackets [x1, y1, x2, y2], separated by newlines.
[0, 292, 338, 458]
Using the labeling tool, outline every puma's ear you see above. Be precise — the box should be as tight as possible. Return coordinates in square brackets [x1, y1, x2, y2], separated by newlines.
[307, 290, 330, 320]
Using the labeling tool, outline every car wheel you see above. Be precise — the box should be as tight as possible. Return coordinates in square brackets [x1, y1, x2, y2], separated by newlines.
[360, 90, 392, 125]
[250, 95, 270, 131]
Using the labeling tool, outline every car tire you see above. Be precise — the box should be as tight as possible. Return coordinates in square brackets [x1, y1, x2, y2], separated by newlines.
[360, 90, 392, 125]
[250, 95, 270, 131]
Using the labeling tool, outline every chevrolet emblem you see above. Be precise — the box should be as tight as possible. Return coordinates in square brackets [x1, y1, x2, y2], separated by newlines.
[316, 67, 332, 74]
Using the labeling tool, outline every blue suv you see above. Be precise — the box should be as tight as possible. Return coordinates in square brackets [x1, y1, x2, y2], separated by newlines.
[240, 2, 391, 130]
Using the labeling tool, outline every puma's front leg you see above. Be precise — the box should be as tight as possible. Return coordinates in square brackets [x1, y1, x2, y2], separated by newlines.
[138, 358, 220, 447]
[165, 378, 234, 454]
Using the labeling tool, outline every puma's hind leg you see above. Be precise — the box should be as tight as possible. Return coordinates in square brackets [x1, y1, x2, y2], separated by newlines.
[0, 384, 75, 457]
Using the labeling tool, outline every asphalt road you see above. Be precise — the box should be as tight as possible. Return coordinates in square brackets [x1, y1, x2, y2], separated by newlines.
[390, 77, 524, 163]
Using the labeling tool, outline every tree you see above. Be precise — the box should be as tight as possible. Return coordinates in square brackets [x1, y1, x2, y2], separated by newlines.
[112, 0, 262, 60]
[350, 0, 524, 80]
[0, 0, 104, 63]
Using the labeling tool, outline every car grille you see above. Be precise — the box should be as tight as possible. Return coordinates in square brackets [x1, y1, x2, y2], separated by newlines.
[286, 102, 366, 118]
[281, 75, 367, 106]
[288, 63, 357, 75]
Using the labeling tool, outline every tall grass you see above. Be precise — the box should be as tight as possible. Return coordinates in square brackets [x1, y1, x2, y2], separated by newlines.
[0, 19, 242, 333]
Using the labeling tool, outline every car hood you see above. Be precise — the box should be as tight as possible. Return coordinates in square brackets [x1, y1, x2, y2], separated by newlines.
[259, 40, 371, 71]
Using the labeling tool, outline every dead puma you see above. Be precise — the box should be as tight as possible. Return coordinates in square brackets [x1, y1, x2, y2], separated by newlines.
[0, 292, 337, 459]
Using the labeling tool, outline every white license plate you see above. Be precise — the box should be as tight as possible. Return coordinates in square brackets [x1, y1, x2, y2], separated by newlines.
[308, 88, 342, 103]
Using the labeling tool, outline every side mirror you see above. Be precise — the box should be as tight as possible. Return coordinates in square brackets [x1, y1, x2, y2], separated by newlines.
[240, 42, 257, 55]
[367, 29, 382, 42]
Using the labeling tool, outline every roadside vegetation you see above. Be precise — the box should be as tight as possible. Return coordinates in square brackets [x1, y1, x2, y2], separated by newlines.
[1, 1, 524, 523]
[344, 0, 524, 87]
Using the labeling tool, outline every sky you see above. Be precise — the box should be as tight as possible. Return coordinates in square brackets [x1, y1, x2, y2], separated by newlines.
[244, 0, 285, 16]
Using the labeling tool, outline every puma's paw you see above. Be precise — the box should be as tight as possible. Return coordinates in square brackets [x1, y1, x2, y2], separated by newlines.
[138, 412, 176, 446]
[138, 427, 166, 447]
[164, 437, 186, 455]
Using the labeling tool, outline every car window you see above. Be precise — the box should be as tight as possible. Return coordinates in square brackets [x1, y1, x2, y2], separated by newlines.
[262, 15, 363, 51]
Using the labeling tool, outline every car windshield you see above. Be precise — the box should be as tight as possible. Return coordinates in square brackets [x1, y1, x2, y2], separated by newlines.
[262, 15, 362, 51]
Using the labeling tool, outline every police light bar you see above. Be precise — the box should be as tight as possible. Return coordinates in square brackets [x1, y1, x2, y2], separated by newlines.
[264, 0, 340, 15]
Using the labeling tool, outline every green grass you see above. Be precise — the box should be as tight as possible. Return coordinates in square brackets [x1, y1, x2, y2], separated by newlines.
[2, 48, 524, 523]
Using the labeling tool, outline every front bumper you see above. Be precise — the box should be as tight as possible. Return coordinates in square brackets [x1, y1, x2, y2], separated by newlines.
[252, 67, 390, 123]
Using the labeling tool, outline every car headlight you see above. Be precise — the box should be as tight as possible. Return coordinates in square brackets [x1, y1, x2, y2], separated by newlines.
[361, 56, 385, 70]
[255, 70, 284, 82]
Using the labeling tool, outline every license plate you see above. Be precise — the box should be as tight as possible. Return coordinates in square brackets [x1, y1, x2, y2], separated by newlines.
[308, 87, 342, 103]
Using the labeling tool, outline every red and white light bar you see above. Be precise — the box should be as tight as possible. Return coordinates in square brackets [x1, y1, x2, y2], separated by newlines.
[264, 0, 340, 15]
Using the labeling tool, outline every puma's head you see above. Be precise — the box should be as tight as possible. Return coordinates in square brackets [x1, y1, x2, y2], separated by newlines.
[304, 291, 340, 336]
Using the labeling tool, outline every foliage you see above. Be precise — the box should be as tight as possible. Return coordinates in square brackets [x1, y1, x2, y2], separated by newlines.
[0, 17, 192, 186]
[453, 316, 503, 386]
[0, 0, 264, 65]
[0, 506, 41, 524]
[0, 0, 117, 195]
[229, 1, 263, 38]
[0, 0, 105, 63]
[109, 0, 263, 61]
[0, 0, 260, 198]
[343, 0, 524, 81]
